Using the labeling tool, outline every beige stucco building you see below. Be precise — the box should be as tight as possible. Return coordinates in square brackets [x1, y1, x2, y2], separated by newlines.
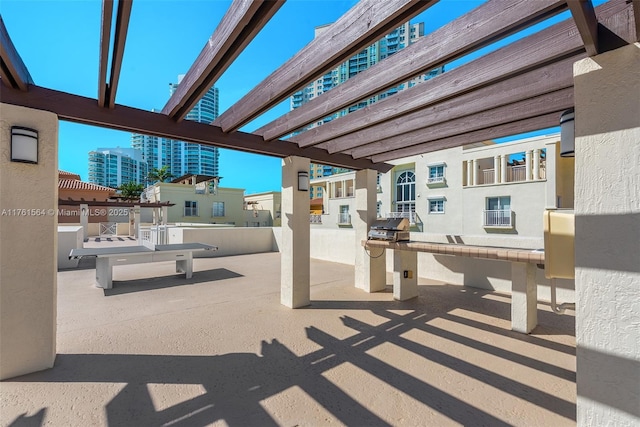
[310, 134, 576, 302]
[144, 175, 246, 226]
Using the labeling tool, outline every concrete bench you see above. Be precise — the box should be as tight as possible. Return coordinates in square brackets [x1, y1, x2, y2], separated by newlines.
[69, 242, 217, 289]
[363, 240, 544, 334]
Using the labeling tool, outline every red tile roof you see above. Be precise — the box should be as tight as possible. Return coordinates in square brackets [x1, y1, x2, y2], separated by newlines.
[58, 179, 116, 192]
[58, 170, 81, 180]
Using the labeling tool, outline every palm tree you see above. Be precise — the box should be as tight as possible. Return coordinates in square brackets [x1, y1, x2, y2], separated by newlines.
[118, 182, 145, 199]
[147, 166, 174, 184]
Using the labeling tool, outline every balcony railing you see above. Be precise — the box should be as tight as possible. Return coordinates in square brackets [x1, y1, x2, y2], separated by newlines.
[338, 213, 351, 225]
[310, 214, 322, 224]
[483, 209, 512, 227]
[427, 175, 445, 184]
[387, 211, 417, 224]
[481, 169, 495, 185]
[184, 207, 198, 217]
[507, 165, 526, 182]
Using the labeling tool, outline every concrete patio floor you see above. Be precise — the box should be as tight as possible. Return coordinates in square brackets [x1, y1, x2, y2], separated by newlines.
[1, 246, 576, 426]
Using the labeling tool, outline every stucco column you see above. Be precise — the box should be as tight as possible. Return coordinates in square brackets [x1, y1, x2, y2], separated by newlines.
[510, 262, 537, 333]
[494, 155, 500, 183]
[280, 156, 310, 308]
[355, 169, 386, 292]
[80, 203, 89, 241]
[465, 161, 472, 186]
[525, 150, 532, 181]
[573, 43, 640, 426]
[500, 154, 508, 183]
[322, 184, 328, 214]
[161, 206, 168, 225]
[130, 205, 140, 237]
[0, 104, 58, 380]
[532, 149, 540, 180]
[472, 159, 479, 186]
[545, 141, 558, 208]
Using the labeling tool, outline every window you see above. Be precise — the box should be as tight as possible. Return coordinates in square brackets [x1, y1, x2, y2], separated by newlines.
[427, 164, 446, 184]
[429, 198, 445, 214]
[484, 196, 511, 226]
[184, 201, 198, 217]
[213, 201, 225, 217]
[338, 205, 351, 225]
[395, 170, 416, 222]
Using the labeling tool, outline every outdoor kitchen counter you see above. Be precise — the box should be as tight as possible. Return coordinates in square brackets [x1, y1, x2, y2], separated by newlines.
[362, 239, 544, 334]
[362, 239, 544, 264]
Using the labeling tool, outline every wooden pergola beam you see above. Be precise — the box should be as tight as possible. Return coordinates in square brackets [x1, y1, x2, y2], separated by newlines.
[0, 84, 393, 172]
[256, 0, 567, 141]
[0, 15, 33, 91]
[291, 0, 633, 149]
[213, 0, 437, 133]
[348, 87, 573, 159]
[371, 113, 562, 163]
[632, 0, 640, 41]
[162, 0, 284, 122]
[98, 0, 114, 107]
[104, 0, 133, 108]
[321, 55, 578, 154]
[567, 0, 599, 56]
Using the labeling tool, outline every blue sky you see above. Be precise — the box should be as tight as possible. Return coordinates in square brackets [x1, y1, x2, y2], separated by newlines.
[1, 0, 571, 193]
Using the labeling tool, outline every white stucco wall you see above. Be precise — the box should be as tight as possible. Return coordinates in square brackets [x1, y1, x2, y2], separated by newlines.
[168, 227, 278, 257]
[573, 43, 640, 426]
[57, 226, 83, 269]
[0, 104, 58, 379]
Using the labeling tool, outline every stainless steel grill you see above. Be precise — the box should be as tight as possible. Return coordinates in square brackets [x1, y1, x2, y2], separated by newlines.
[367, 217, 410, 242]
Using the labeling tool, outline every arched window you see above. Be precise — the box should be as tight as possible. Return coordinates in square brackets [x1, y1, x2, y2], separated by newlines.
[395, 171, 416, 220]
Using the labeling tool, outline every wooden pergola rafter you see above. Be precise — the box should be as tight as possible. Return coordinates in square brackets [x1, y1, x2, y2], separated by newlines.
[0, 15, 33, 91]
[255, 0, 569, 142]
[320, 56, 578, 155]
[213, 0, 439, 133]
[289, 0, 634, 159]
[98, 0, 133, 109]
[162, 0, 284, 122]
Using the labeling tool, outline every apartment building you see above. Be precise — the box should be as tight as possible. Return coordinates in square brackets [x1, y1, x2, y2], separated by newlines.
[88, 147, 148, 188]
[309, 134, 575, 301]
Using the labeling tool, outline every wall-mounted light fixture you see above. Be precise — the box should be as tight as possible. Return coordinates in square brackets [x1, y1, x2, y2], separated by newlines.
[560, 108, 575, 158]
[11, 126, 38, 164]
[298, 171, 309, 191]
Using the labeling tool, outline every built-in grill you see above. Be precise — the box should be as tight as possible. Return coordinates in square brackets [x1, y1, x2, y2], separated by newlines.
[367, 217, 410, 242]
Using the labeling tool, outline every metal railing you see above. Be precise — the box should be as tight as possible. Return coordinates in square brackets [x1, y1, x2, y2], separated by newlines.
[483, 209, 512, 227]
[387, 211, 417, 224]
[427, 175, 445, 184]
[481, 169, 495, 185]
[184, 207, 198, 217]
[310, 214, 322, 224]
[139, 225, 169, 244]
[507, 165, 526, 182]
[338, 213, 351, 225]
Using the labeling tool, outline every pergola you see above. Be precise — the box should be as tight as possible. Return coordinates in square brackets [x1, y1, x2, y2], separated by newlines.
[1, 1, 639, 423]
[1, 0, 635, 169]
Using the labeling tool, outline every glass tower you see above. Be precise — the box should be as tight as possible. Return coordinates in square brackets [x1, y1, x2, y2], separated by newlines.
[88, 147, 148, 188]
[130, 75, 220, 180]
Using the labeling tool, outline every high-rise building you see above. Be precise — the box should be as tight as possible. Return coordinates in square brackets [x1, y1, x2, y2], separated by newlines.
[131, 131, 171, 172]
[131, 75, 220, 178]
[168, 75, 220, 177]
[88, 147, 148, 188]
[290, 21, 443, 199]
